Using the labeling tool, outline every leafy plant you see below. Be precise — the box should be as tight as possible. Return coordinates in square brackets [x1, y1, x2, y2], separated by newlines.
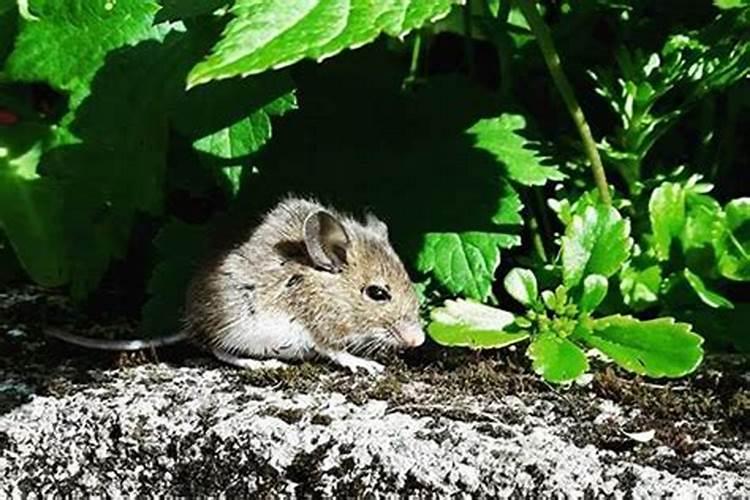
[430, 203, 704, 383]
[1, 0, 747, 375]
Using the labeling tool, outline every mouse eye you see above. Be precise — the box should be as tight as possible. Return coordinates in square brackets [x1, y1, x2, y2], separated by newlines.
[363, 284, 391, 302]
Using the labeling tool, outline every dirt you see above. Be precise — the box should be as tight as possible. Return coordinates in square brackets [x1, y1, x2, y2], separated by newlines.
[1, 284, 748, 484]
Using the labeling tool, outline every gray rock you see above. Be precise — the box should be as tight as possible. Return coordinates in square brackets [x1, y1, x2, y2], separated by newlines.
[1, 362, 748, 498]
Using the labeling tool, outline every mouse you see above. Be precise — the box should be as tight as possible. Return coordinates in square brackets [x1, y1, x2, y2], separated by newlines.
[45, 196, 426, 374]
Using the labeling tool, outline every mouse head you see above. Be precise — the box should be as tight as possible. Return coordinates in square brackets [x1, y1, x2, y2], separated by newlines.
[302, 209, 425, 352]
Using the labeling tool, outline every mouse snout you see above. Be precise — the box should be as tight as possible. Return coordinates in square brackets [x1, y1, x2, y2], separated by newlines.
[398, 322, 425, 348]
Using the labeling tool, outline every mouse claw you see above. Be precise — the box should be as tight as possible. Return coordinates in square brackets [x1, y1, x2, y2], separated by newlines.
[324, 350, 385, 376]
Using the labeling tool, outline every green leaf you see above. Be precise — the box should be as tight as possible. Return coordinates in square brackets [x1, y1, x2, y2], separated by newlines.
[726, 198, 750, 230]
[503, 267, 538, 307]
[428, 299, 528, 349]
[619, 260, 662, 310]
[468, 114, 565, 186]
[38, 30, 206, 298]
[649, 182, 686, 261]
[6, 0, 165, 102]
[562, 205, 633, 288]
[713, 0, 749, 9]
[681, 193, 725, 252]
[717, 198, 750, 281]
[140, 220, 211, 337]
[683, 268, 734, 309]
[419, 232, 520, 302]
[527, 332, 589, 383]
[188, 0, 461, 87]
[0, 126, 68, 286]
[584, 315, 704, 378]
[579, 274, 608, 314]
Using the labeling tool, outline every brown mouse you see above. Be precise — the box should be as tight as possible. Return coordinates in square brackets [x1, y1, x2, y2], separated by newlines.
[46, 196, 425, 374]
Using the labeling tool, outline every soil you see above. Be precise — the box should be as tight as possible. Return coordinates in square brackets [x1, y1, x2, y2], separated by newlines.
[1, 284, 748, 494]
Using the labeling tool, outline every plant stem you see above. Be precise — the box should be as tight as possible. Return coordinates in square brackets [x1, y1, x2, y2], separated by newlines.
[514, 0, 611, 205]
[403, 31, 422, 90]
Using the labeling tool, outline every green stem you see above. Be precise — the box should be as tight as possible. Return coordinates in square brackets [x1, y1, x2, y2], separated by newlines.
[514, 0, 611, 205]
[403, 32, 422, 90]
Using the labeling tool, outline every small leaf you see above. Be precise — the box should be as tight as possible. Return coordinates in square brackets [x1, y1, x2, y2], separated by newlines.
[562, 205, 633, 288]
[527, 332, 589, 383]
[584, 315, 704, 378]
[468, 114, 565, 186]
[579, 274, 608, 314]
[428, 299, 528, 349]
[649, 182, 686, 261]
[503, 268, 538, 307]
[418, 232, 520, 302]
[620, 261, 662, 310]
[683, 269, 734, 309]
[725, 198, 750, 230]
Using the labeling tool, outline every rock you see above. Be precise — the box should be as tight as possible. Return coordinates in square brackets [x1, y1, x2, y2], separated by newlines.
[1, 362, 748, 498]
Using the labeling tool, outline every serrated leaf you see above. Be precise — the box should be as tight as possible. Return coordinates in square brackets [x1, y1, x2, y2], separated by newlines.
[6, 0, 165, 102]
[584, 315, 704, 378]
[468, 114, 565, 186]
[428, 299, 527, 349]
[683, 268, 734, 309]
[419, 232, 520, 301]
[579, 274, 608, 314]
[503, 268, 538, 307]
[188, 0, 461, 87]
[562, 205, 633, 288]
[527, 332, 589, 383]
[649, 182, 686, 261]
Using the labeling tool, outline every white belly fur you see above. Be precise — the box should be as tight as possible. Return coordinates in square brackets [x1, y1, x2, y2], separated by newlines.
[214, 310, 316, 361]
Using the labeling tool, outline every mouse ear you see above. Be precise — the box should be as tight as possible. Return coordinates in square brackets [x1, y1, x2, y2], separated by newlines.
[365, 213, 389, 240]
[303, 210, 351, 272]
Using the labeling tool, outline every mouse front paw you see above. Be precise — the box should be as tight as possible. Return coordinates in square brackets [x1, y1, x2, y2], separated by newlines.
[323, 350, 385, 375]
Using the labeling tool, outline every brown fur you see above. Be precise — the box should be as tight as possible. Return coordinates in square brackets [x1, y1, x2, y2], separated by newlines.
[183, 196, 421, 356]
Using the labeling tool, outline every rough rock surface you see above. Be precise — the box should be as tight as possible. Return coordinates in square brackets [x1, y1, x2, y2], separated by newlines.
[1, 287, 748, 497]
[0, 360, 747, 498]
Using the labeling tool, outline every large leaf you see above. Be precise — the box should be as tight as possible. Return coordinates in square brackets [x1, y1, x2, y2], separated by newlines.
[527, 332, 589, 383]
[428, 299, 527, 349]
[562, 205, 633, 288]
[188, 0, 461, 86]
[0, 125, 68, 286]
[5, 0, 165, 102]
[419, 232, 519, 301]
[584, 315, 704, 378]
[649, 182, 686, 261]
[468, 114, 565, 186]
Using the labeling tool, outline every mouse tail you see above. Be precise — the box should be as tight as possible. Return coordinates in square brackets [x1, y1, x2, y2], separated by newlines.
[44, 327, 190, 351]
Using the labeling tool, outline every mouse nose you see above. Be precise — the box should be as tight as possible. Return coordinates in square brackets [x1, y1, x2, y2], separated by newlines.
[400, 323, 425, 347]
